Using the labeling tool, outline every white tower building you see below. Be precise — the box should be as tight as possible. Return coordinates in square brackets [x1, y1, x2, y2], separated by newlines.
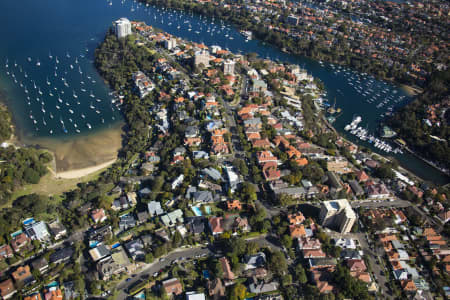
[115, 18, 132, 39]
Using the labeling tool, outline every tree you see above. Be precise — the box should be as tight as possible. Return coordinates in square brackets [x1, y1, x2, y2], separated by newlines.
[230, 283, 247, 300]
[294, 263, 308, 284]
[281, 234, 293, 249]
[172, 230, 183, 247]
[268, 251, 288, 276]
[213, 259, 223, 278]
[145, 253, 154, 264]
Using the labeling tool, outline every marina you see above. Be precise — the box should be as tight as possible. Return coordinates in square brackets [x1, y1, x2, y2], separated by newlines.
[3, 53, 122, 135]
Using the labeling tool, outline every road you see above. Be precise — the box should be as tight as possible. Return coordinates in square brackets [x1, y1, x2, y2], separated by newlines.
[352, 199, 443, 231]
[115, 246, 212, 300]
[114, 235, 282, 299]
[350, 199, 410, 208]
[326, 230, 391, 298]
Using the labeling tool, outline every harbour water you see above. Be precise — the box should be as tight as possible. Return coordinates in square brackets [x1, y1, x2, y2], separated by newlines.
[0, 0, 447, 183]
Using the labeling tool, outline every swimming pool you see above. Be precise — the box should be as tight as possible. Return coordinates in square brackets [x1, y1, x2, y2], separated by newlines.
[192, 206, 202, 216]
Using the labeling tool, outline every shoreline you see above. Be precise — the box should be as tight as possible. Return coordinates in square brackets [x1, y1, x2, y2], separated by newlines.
[55, 158, 117, 179]
[0, 72, 124, 175]
[400, 84, 422, 97]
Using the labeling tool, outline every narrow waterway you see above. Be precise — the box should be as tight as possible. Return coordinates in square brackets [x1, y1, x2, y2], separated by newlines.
[0, 0, 447, 183]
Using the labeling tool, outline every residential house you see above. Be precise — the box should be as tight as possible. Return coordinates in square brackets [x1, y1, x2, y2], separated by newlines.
[202, 168, 223, 181]
[139, 187, 151, 198]
[162, 278, 183, 296]
[244, 253, 267, 270]
[119, 214, 136, 232]
[257, 151, 278, 165]
[298, 237, 322, 251]
[289, 224, 307, 238]
[333, 238, 356, 249]
[97, 256, 125, 281]
[288, 212, 305, 225]
[303, 249, 326, 259]
[11, 233, 32, 253]
[91, 209, 107, 224]
[209, 217, 224, 236]
[50, 247, 74, 265]
[89, 244, 111, 262]
[62, 281, 80, 300]
[227, 200, 242, 211]
[274, 187, 306, 199]
[349, 180, 364, 196]
[148, 201, 165, 217]
[187, 217, 205, 235]
[44, 289, 63, 300]
[87, 225, 112, 247]
[248, 279, 279, 294]
[366, 184, 390, 199]
[24, 293, 41, 300]
[25, 221, 50, 242]
[0, 244, 13, 260]
[191, 191, 214, 204]
[48, 220, 67, 240]
[186, 292, 206, 300]
[12, 265, 35, 286]
[125, 239, 145, 261]
[137, 211, 149, 224]
[327, 159, 351, 174]
[220, 257, 235, 281]
[262, 162, 281, 181]
[31, 257, 49, 274]
[347, 259, 367, 273]
[308, 258, 338, 271]
[0, 279, 16, 299]
[207, 278, 225, 300]
[243, 268, 268, 279]
[161, 209, 184, 227]
[112, 197, 130, 211]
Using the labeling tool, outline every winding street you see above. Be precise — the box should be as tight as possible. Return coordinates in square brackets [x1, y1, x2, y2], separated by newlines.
[114, 235, 282, 300]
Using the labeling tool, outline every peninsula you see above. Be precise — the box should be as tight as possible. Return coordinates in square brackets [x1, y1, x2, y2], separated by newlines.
[0, 19, 448, 300]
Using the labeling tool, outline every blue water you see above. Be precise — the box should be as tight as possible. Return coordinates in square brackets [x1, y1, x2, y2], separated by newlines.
[0, 0, 447, 183]
[192, 206, 202, 216]
[47, 281, 59, 288]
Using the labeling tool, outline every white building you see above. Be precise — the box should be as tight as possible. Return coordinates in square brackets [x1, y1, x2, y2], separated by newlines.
[132, 71, 154, 99]
[115, 18, 132, 39]
[164, 38, 177, 50]
[319, 199, 356, 234]
[223, 59, 236, 75]
[194, 50, 210, 68]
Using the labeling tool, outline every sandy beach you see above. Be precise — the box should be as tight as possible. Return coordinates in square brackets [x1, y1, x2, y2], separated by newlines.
[23, 122, 124, 172]
[56, 158, 117, 179]
[401, 84, 423, 97]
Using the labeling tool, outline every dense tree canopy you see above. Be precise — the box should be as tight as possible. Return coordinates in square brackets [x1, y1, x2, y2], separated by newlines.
[388, 69, 450, 169]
